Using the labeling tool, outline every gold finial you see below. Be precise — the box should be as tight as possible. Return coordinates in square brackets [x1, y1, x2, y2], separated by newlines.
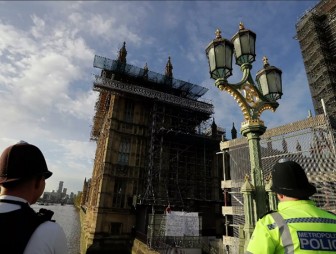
[215, 28, 222, 39]
[239, 22, 245, 30]
[262, 56, 270, 67]
[244, 174, 250, 182]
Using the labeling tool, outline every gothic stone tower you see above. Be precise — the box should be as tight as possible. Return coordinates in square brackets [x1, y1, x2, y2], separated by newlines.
[81, 42, 224, 253]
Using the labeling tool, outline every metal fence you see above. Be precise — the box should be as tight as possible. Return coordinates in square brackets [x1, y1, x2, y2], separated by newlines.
[223, 114, 336, 253]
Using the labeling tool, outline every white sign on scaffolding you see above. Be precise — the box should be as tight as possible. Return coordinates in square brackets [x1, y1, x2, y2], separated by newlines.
[165, 211, 199, 236]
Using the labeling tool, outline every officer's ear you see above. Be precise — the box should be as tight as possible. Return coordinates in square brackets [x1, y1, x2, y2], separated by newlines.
[33, 175, 44, 190]
[277, 193, 285, 200]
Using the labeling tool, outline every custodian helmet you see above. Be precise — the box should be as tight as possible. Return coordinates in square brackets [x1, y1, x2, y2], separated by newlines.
[0, 141, 52, 184]
[271, 160, 316, 199]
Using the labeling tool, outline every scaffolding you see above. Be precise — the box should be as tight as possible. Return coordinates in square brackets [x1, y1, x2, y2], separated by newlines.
[93, 55, 209, 100]
[91, 54, 220, 206]
[296, 0, 336, 118]
[91, 55, 213, 141]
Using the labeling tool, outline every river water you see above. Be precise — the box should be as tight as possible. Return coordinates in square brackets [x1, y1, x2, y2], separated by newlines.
[32, 204, 81, 254]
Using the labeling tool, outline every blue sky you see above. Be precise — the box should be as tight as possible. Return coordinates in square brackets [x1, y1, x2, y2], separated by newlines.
[0, 1, 319, 194]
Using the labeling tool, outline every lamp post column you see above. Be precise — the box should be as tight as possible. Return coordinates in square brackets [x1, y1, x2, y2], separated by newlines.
[205, 23, 283, 253]
[241, 120, 267, 220]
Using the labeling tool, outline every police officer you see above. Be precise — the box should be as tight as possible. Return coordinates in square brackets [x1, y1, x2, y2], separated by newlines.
[246, 160, 336, 254]
[0, 141, 67, 254]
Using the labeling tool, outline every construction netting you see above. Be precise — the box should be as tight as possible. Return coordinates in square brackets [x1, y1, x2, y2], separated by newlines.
[147, 212, 202, 251]
[93, 55, 209, 100]
[223, 114, 336, 252]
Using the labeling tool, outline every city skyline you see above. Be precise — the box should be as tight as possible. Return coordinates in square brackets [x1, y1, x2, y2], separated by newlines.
[48, 180, 74, 195]
[0, 1, 319, 194]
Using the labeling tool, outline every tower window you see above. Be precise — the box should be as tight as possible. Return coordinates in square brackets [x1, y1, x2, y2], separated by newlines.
[118, 137, 131, 165]
[124, 100, 134, 123]
[113, 178, 126, 208]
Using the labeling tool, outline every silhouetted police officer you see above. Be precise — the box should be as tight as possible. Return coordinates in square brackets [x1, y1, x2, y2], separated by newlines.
[246, 160, 336, 254]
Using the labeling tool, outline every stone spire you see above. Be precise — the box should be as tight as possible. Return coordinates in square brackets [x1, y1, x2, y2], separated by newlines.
[211, 118, 217, 137]
[231, 122, 237, 139]
[118, 41, 127, 63]
[144, 62, 148, 71]
[165, 56, 173, 78]
[143, 62, 149, 79]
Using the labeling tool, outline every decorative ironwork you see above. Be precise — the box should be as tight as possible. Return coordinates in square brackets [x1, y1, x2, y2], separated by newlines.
[215, 65, 278, 123]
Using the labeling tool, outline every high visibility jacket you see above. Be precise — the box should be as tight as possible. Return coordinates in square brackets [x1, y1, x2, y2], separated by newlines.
[246, 200, 336, 254]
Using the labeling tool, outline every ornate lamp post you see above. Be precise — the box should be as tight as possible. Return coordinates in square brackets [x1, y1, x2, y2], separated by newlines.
[205, 22, 282, 232]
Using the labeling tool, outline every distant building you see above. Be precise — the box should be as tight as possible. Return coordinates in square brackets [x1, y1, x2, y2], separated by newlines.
[42, 190, 58, 203]
[296, 0, 336, 117]
[57, 181, 64, 194]
[41, 181, 75, 204]
[62, 188, 67, 196]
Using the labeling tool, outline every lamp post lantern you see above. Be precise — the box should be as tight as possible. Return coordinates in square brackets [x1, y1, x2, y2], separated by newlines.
[206, 22, 282, 248]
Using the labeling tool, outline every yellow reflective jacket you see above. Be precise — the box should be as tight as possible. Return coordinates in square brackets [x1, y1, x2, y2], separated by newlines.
[246, 200, 336, 254]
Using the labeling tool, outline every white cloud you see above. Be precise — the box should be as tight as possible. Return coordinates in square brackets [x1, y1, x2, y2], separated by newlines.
[0, 6, 97, 193]
[57, 91, 97, 121]
[31, 14, 45, 38]
[87, 14, 115, 37]
[43, 139, 96, 193]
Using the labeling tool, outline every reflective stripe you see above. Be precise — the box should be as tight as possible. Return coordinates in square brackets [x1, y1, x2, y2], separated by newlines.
[271, 212, 294, 254]
[286, 217, 336, 224]
[267, 217, 336, 230]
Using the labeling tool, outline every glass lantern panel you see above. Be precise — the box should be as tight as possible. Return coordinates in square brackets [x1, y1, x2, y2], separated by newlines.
[208, 47, 216, 72]
[225, 45, 233, 70]
[275, 72, 282, 94]
[249, 36, 255, 55]
[267, 72, 282, 94]
[233, 37, 242, 58]
[215, 44, 226, 68]
[259, 74, 269, 96]
[240, 34, 250, 54]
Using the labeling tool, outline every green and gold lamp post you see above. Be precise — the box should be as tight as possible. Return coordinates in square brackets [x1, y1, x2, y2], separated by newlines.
[205, 22, 282, 229]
